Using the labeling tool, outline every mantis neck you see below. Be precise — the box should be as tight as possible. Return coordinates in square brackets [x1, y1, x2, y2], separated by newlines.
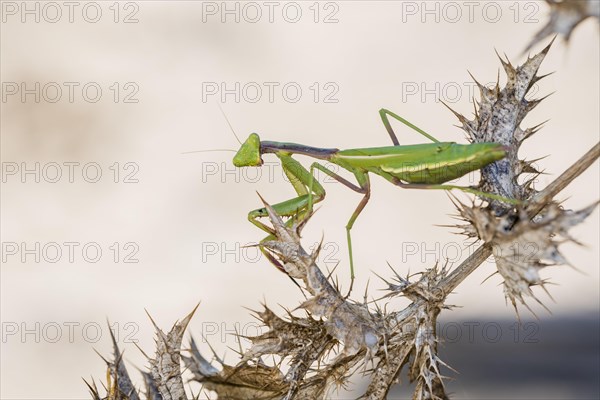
[261, 141, 339, 160]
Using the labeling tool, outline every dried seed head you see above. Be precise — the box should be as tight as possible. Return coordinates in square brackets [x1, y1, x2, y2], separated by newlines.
[456, 201, 598, 315]
[449, 42, 553, 214]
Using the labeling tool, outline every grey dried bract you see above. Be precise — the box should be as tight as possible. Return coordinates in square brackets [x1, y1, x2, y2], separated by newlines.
[84, 323, 141, 400]
[525, 0, 600, 53]
[140, 371, 162, 400]
[146, 306, 198, 400]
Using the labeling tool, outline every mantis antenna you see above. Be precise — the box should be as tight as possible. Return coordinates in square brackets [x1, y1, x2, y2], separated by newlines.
[181, 103, 242, 154]
[217, 102, 242, 145]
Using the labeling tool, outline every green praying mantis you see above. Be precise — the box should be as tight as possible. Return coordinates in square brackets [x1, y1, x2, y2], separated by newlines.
[231, 108, 516, 280]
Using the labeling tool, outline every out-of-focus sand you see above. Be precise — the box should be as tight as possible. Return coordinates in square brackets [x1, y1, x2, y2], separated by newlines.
[1, 2, 598, 398]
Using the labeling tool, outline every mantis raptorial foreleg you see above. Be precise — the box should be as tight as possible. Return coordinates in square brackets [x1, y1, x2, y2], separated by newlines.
[250, 150, 372, 282]
[248, 156, 325, 232]
[247, 153, 326, 272]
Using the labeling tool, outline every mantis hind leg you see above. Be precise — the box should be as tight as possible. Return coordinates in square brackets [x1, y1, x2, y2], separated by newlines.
[390, 180, 520, 205]
[379, 108, 440, 145]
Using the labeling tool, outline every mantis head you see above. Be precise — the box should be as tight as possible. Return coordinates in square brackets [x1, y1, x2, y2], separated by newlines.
[233, 133, 263, 167]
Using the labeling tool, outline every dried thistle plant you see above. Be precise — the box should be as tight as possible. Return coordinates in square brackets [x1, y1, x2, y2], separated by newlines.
[87, 40, 598, 400]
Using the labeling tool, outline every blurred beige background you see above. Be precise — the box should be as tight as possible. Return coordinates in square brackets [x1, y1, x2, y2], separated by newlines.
[1, 1, 598, 399]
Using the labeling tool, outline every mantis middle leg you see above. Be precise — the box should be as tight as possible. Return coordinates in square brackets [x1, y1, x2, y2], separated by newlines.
[308, 163, 371, 281]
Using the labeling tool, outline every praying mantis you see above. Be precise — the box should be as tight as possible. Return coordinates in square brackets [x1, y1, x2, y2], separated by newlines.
[232, 109, 514, 280]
